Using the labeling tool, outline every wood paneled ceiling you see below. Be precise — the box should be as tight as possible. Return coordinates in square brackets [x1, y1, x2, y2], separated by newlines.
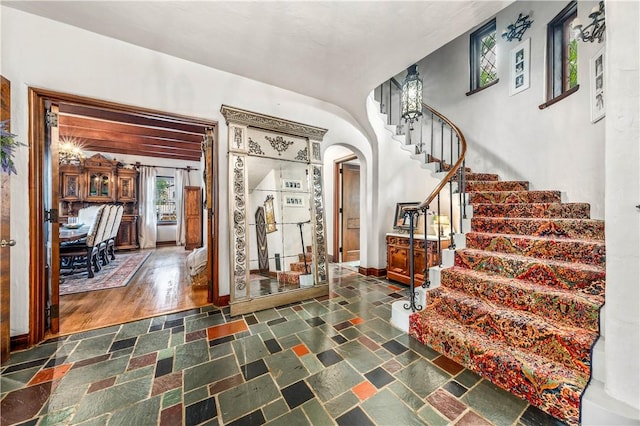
[58, 103, 207, 163]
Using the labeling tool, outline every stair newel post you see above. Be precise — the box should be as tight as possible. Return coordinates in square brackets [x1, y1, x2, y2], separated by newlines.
[422, 206, 431, 289]
[448, 171, 456, 250]
[402, 207, 423, 312]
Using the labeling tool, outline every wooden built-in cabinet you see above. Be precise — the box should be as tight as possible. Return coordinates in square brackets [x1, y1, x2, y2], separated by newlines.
[60, 153, 139, 250]
[184, 186, 202, 250]
[386, 233, 450, 285]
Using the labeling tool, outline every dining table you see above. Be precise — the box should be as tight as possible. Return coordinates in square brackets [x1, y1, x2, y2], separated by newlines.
[59, 224, 90, 242]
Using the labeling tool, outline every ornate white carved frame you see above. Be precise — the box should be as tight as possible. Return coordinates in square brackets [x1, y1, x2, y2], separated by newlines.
[221, 105, 329, 314]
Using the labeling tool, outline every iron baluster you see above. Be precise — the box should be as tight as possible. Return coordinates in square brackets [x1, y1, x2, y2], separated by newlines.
[422, 206, 431, 289]
[402, 207, 423, 312]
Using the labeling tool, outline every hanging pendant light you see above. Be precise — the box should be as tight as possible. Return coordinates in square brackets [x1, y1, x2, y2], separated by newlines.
[401, 64, 423, 130]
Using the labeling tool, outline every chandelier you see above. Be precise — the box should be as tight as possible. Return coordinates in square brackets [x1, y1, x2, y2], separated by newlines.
[572, 1, 606, 43]
[401, 64, 423, 130]
[59, 137, 85, 165]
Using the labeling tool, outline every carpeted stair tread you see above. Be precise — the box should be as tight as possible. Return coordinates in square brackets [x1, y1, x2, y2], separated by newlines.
[465, 232, 605, 266]
[465, 172, 499, 181]
[470, 217, 605, 240]
[465, 180, 530, 192]
[427, 287, 597, 372]
[454, 248, 605, 293]
[290, 261, 312, 273]
[409, 313, 585, 425]
[468, 190, 562, 204]
[472, 203, 591, 219]
[440, 266, 603, 332]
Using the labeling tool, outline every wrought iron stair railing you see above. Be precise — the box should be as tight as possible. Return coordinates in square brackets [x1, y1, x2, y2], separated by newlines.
[375, 78, 467, 312]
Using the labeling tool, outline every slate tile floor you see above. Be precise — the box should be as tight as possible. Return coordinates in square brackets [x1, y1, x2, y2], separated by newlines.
[0, 265, 566, 426]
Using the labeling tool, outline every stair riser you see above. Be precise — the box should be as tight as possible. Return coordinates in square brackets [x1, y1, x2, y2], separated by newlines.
[440, 268, 602, 332]
[470, 218, 605, 240]
[472, 203, 591, 219]
[409, 315, 584, 426]
[466, 181, 529, 192]
[465, 233, 606, 266]
[468, 191, 561, 204]
[427, 289, 596, 372]
[454, 250, 606, 295]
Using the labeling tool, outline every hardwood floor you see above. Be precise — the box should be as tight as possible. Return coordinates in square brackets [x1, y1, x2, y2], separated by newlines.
[52, 246, 210, 337]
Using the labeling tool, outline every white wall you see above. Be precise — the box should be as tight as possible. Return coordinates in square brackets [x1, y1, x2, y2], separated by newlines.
[1, 7, 371, 336]
[603, 0, 640, 412]
[414, 0, 606, 219]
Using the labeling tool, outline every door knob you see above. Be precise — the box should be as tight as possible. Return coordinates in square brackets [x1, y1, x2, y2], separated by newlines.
[0, 239, 16, 248]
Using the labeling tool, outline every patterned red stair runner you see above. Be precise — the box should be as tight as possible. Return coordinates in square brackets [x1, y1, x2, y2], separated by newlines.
[409, 174, 605, 425]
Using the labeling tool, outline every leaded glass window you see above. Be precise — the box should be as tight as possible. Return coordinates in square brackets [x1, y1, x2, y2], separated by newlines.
[470, 19, 498, 92]
[547, 1, 578, 100]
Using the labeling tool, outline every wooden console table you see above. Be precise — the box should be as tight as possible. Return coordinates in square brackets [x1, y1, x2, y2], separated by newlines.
[386, 233, 451, 285]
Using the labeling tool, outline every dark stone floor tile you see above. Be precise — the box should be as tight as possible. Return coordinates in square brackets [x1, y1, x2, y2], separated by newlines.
[433, 355, 465, 375]
[3, 358, 49, 374]
[226, 409, 266, 426]
[209, 374, 244, 395]
[185, 396, 217, 426]
[443, 380, 467, 397]
[155, 356, 173, 378]
[263, 338, 282, 354]
[364, 367, 395, 389]
[244, 314, 258, 325]
[333, 321, 352, 331]
[241, 359, 269, 381]
[209, 335, 235, 347]
[336, 406, 374, 426]
[267, 317, 287, 327]
[331, 335, 348, 345]
[149, 324, 163, 332]
[71, 354, 111, 370]
[185, 329, 206, 342]
[316, 349, 343, 367]
[519, 405, 568, 426]
[164, 318, 184, 329]
[381, 339, 408, 355]
[281, 380, 315, 409]
[305, 317, 326, 327]
[388, 292, 404, 299]
[171, 325, 185, 334]
[338, 300, 349, 305]
[109, 337, 137, 352]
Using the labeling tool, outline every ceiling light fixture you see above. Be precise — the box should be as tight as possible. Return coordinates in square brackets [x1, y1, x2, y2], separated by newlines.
[401, 64, 423, 130]
[501, 12, 534, 42]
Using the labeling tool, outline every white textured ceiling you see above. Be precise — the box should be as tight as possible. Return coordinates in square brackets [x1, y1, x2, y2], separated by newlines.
[4, 1, 513, 137]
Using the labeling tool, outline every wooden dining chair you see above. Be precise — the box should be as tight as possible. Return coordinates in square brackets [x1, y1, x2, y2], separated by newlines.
[60, 205, 107, 278]
[105, 205, 124, 261]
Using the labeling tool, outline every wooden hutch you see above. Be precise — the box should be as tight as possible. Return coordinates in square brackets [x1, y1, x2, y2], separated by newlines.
[60, 153, 139, 250]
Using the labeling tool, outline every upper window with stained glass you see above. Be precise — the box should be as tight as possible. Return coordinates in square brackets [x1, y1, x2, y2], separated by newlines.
[470, 19, 498, 92]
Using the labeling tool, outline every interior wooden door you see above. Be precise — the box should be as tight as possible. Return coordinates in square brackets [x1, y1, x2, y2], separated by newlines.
[1, 76, 12, 362]
[341, 163, 360, 262]
[44, 104, 61, 334]
[184, 186, 202, 250]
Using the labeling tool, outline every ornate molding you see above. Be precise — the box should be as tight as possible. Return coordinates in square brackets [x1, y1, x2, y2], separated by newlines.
[248, 137, 265, 155]
[221, 105, 328, 140]
[233, 127, 243, 150]
[312, 165, 328, 283]
[232, 155, 247, 292]
[295, 147, 309, 162]
[265, 135, 294, 156]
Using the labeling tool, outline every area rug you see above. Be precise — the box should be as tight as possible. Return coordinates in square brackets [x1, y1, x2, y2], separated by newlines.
[60, 251, 152, 295]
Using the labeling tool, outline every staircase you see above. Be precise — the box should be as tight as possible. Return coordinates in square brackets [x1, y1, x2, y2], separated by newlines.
[409, 172, 605, 425]
[276, 247, 313, 286]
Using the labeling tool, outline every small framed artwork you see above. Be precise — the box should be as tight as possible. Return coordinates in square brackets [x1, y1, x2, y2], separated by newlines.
[284, 195, 305, 207]
[264, 195, 277, 233]
[590, 47, 605, 123]
[282, 179, 303, 191]
[393, 202, 419, 230]
[509, 38, 530, 96]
